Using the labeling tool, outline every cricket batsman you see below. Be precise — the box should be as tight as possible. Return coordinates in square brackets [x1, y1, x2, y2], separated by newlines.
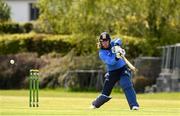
[91, 32, 139, 110]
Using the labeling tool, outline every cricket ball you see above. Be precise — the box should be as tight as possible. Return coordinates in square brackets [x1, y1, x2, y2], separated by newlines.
[10, 59, 15, 64]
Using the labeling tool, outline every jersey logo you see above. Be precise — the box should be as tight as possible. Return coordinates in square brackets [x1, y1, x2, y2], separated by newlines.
[107, 51, 111, 56]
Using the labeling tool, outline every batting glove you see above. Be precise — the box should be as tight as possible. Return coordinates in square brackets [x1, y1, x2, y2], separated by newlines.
[112, 46, 126, 56]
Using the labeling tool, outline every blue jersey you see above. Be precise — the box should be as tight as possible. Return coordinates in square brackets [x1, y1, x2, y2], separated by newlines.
[99, 38, 126, 71]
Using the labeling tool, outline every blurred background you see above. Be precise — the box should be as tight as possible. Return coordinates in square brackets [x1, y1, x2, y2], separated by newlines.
[0, 0, 180, 93]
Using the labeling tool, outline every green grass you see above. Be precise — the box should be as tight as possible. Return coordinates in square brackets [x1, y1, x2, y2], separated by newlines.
[0, 90, 180, 116]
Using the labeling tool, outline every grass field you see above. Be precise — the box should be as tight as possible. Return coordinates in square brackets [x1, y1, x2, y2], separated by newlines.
[0, 90, 180, 116]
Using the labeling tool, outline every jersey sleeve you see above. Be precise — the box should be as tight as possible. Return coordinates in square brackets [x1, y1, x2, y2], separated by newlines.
[99, 51, 118, 65]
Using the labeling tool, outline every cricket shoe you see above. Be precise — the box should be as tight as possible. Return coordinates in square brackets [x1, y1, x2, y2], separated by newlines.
[131, 106, 139, 110]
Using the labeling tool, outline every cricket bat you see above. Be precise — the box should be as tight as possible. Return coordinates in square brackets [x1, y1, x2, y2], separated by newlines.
[116, 53, 137, 72]
[112, 46, 137, 72]
[121, 55, 137, 72]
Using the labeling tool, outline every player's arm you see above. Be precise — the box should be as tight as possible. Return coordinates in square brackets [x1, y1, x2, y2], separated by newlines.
[99, 51, 118, 65]
[112, 46, 137, 72]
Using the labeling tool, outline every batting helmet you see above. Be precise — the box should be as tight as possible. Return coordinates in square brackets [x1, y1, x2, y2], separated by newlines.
[99, 32, 111, 41]
[97, 32, 111, 49]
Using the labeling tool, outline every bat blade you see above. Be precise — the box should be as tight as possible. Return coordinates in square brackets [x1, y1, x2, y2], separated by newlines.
[121, 55, 137, 72]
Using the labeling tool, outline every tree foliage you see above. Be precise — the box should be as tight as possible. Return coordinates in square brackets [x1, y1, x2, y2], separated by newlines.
[36, 0, 180, 56]
[37, 0, 73, 34]
[0, 0, 10, 22]
[37, 0, 179, 36]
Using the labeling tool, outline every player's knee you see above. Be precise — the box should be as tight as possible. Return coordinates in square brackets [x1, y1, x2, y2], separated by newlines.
[122, 69, 132, 78]
[92, 94, 112, 108]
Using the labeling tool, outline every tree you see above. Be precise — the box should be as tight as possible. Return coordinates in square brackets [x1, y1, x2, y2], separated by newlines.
[37, 0, 73, 34]
[0, 0, 11, 22]
[37, 0, 180, 43]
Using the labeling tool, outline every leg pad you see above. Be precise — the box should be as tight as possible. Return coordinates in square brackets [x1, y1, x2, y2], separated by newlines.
[92, 94, 112, 108]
